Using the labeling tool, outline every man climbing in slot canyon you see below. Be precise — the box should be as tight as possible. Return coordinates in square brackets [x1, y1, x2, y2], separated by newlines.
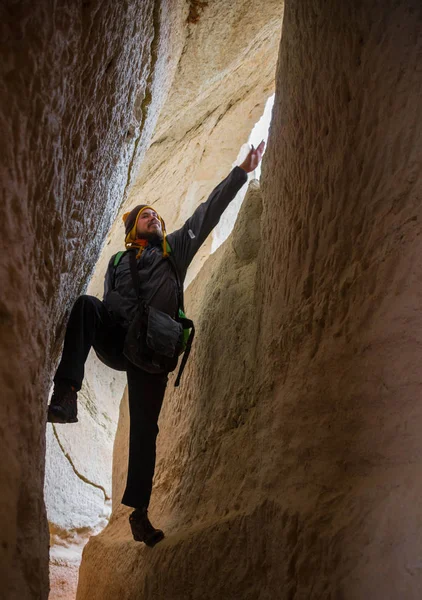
[47, 141, 265, 546]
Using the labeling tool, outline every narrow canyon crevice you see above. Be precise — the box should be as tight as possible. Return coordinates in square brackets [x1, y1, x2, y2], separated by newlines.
[1, 0, 422, 599]
[78, 0, 422, 598]
[44, 1, 283, 596]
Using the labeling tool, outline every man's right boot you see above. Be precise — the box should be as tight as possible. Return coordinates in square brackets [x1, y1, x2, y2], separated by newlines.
[47, 382, 78, 423]
[129, 508, 164, 547]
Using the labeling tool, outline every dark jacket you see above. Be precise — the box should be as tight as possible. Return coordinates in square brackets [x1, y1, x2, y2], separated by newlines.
[103, 166, 248, 327]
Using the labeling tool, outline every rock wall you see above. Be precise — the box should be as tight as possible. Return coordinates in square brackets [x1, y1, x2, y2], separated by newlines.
[89, 0, 284, 293]
[78, 0, 422, 598]
[0, 1, 186, 598]
[43, 1, 282, 597]
[255, 0, 422, 596]
[77, 179, 263, 600]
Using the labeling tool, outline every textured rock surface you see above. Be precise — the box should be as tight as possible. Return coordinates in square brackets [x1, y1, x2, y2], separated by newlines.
[254, 1, 422, 596]
[0, 1, 185, 598]
[45, 355, 125, 600]
[43, 1, 282, 596]
[77, 180, 263, 599]
[78, 0, 422, 598]
[36, 1, 282, 597]
[89, 0, 284, 293]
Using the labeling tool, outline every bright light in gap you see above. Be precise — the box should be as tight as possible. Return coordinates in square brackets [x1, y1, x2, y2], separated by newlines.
[247, 93, 275, 180]
[211, 93, 275, 254]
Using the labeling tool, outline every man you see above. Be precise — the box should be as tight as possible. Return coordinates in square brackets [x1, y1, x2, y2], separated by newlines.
[47, 141, 265, 546]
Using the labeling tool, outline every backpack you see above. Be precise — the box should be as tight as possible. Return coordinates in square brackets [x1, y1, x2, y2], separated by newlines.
[113, 243, 194, 387]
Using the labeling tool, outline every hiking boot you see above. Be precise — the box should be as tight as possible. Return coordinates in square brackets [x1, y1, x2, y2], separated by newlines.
[129, 508, 164, 547]
[47, 383, 78, 423]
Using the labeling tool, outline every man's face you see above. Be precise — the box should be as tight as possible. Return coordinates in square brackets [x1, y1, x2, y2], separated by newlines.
[136, 208, 163, 241]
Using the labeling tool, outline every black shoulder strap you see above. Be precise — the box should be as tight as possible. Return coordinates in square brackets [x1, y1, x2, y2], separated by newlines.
[167, 252, 185, 313]
[174, 317, 195, 387]
[166, 253, 196, 387]
[128, 249, 142, 301]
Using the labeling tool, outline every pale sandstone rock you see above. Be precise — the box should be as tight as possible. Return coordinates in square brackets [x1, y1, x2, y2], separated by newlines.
[45, 360, 123, 600]
[78, 0, 422, 598]
[1, 1, 186, 598]
[88, 0, 284, 294]
[45, 424, 110, 600]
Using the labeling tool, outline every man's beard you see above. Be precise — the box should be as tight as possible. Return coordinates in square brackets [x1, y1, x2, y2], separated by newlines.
[141, 230, 163, 244]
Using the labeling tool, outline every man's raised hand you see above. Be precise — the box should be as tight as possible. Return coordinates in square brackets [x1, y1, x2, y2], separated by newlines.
[239, 140, 266, 174]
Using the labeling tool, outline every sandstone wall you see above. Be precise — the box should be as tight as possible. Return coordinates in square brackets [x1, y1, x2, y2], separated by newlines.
[255, 0, 422, 596]
[78, 0, 422, 598]
[77, 180, 264, 600]
[0, 1, 186, 598]
[43, 2, 282, 597]
[88, 0, 284, 293]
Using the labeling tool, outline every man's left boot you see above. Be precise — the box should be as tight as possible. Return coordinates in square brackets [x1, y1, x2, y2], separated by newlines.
[47, 382, 78, 423]
[129, 508, 164, 547]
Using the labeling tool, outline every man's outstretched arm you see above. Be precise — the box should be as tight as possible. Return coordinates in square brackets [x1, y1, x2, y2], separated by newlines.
[167, 141, 265, 278]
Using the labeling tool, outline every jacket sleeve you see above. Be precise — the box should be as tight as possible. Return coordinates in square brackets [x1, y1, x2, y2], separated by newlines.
[167, 166, 248, 278]
[103, 255, 116, 300]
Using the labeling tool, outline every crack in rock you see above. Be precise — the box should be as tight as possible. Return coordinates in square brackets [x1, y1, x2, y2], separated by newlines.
[52, 424, 110, 501]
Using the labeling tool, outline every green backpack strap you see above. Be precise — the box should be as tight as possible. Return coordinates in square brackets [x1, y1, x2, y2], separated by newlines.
[113, 250, 126, 267]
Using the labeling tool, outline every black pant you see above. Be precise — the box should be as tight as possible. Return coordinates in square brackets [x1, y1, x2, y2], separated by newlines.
[54, 295, 168, 509]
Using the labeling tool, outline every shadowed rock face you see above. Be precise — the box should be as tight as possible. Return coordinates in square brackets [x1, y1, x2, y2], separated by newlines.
[3, 0, 421, 597]
[255, 0, 422, 596]
[0, 1, 185, 598]
[77, 0, 422, 598]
